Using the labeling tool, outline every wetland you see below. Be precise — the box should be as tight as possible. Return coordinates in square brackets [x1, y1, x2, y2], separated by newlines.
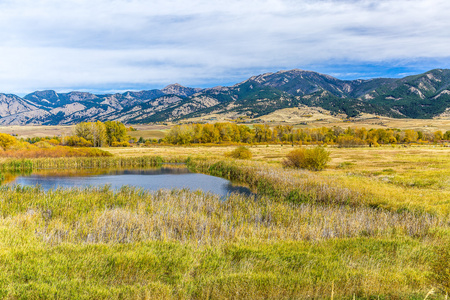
[3, 165, 253, 197]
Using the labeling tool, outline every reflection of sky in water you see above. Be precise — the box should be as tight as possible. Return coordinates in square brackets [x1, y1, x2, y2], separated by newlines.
[9, 168, 253, 198]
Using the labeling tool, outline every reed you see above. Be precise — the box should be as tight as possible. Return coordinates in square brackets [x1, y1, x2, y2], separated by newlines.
[0, 146, 113, 158]
[0, 187, 448, 299]
[0, 156, 164, 172]
[0, 186, 443, 244]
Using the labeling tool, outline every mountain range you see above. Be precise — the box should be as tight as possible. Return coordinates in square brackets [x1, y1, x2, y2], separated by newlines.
[1, 69, 450, 125]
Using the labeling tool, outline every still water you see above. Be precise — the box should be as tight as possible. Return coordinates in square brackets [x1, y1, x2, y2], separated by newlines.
[8, 167, 252, 197]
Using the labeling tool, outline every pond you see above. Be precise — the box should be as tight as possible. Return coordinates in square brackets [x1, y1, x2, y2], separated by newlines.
[5, 166, 253, 197]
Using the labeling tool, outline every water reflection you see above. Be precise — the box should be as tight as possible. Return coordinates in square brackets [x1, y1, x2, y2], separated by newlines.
[6, 166, 253, 198]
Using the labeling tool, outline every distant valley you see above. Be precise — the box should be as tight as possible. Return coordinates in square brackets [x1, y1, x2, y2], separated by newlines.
[1, 69, 450, 125]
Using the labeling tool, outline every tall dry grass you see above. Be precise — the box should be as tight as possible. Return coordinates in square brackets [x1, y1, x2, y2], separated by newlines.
[0, 186, 448, 299]
[0, 156, 164, 172]
[0, 146, 112, 158]
[0, 186, 442, 245]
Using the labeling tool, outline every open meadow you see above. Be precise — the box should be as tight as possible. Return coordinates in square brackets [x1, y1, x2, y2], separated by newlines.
[0, 122, 449, 299]
[105, 144, 450, 216]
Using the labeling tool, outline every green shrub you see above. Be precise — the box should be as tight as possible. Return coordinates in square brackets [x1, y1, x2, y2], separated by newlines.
[227, 146, 253, 159]
[283, 146, 330, 171]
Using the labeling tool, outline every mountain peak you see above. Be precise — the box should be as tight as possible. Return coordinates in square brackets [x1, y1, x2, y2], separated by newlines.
[163, 83, 184, 88]
[276, 68, 305, 74]
[24, 90, 60, 105]
[161, 83, 202, 97]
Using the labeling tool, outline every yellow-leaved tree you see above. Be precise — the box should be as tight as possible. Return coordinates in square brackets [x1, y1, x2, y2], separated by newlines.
[0, 133, 16, 150]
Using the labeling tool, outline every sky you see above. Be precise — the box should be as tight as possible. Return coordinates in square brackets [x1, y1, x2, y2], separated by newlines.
[1, 0, 450, 95]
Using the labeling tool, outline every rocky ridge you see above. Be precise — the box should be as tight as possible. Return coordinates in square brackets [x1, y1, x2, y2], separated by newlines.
[0, 69, 450, 125]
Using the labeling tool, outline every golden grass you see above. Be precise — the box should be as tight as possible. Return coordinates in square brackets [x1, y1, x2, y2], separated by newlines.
[0, 125, 73, 138]
[101, 145, 234, 159]
[306, 116, 450, 132]
[0, 146, 112, 158]
[128, 129, 168, 140]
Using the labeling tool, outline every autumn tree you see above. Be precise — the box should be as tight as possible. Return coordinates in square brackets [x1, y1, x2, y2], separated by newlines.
[73, 121, 107, 147]
[90, 121, 107, 147]
[105, 121, 128, 146]
[74, 122, 92, 141]
[403, 130, 418, 143]
[254, 124, 272, 142]
[201, 124, 220, 143]
[434, 130, 444, 142]
[444, 131, 450, 140]
[238, 125, 253, 143]
[166, 125, 194, 145]
[0, 133, 16, 150]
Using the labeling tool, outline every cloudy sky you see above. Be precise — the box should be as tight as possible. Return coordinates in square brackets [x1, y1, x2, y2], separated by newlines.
[1, 0, 449, 94]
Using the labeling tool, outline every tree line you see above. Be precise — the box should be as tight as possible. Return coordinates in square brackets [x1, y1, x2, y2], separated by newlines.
[1, 121, 448, 150]
[163, 123, 450, 146]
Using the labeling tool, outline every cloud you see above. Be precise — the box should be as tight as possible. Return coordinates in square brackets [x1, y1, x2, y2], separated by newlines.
[0, 0, 449, 93]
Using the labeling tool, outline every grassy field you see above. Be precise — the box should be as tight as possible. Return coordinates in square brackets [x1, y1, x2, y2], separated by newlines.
[0, 136, 449, 298]
[2, 114, 449, 140]
[0, 125, 74, 138]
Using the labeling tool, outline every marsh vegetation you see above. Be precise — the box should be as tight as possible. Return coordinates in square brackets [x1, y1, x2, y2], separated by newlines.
[0, 123, 449, 299]
[0, 185, 447, 299]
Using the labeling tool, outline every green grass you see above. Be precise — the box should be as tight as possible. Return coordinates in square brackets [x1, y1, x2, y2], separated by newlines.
[0, 186, 448, 299]
[0, 239, 439, 299]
